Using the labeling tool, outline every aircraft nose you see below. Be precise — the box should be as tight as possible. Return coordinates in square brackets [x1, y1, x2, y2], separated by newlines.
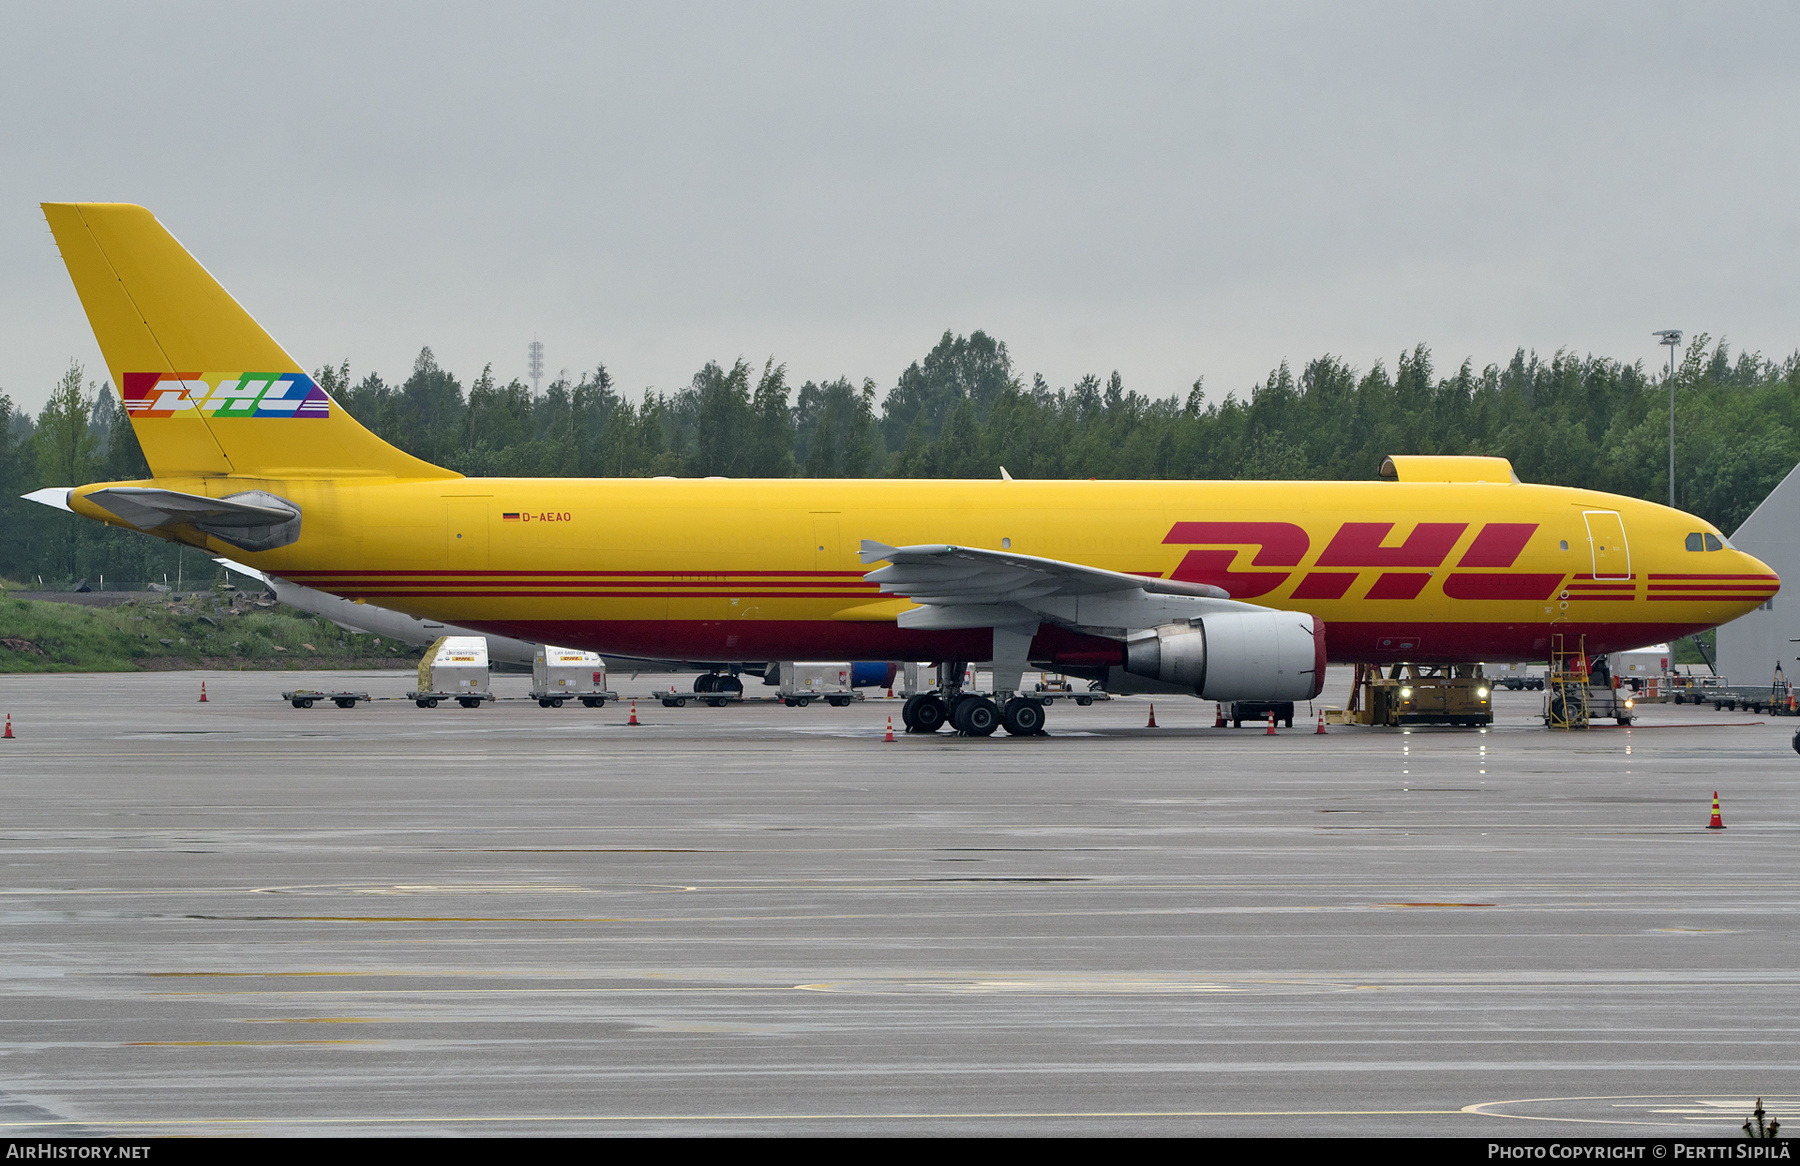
[1742, 548, 1779, 588]
[1731, 548, 1780, 609]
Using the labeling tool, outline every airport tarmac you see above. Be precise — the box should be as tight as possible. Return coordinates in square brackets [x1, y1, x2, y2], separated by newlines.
[0, 667, 1794, 1138]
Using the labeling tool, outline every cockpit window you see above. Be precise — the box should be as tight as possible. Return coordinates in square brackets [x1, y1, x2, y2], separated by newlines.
[1686, 532, 1704, 551]
[1687, 532, 1728, 551]
[1704, 533, 1724, 551]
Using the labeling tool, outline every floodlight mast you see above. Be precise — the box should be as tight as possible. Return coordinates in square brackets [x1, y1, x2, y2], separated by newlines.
[528, 337, 545, 398]
[1654, 330, 1682, 508]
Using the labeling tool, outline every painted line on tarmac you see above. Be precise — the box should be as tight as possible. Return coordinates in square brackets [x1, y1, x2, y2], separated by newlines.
[0, 1107, 1467, 1129]
[1463, 1093, 1800, 1126]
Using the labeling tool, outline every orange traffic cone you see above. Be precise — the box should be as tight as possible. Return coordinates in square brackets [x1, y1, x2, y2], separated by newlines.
[1265, 711, 1277, 736]
[3, 714, 11, 739]
[1146, 702, 1158, 728]
[1707, 791, 1725, 830]
[627, 700, 640, 726]
[1213, 702, 1226, 728]
[885, 716, 895, 742]
[1315, 710, 1327, 735]
[198, 681, 208, 703]
[886, 688, 895, 699]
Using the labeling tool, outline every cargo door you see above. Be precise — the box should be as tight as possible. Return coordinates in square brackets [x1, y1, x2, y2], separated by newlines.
[447, 499, 490, 568]
[1583, 510, 1631, 580]
[811, 512, 840, 571]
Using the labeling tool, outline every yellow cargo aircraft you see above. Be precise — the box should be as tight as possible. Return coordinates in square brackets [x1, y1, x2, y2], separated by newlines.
[31, 203, 1779, 735]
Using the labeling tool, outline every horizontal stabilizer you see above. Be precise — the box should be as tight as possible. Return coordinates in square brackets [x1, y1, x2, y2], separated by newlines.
[87, 487, 302, 552]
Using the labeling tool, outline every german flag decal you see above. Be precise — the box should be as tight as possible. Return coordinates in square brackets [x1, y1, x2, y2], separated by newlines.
[502, 513, 521, 522]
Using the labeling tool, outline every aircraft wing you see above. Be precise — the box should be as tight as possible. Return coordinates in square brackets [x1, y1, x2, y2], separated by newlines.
[859, 539, 1264, 634]
[213, 556, 541, 663]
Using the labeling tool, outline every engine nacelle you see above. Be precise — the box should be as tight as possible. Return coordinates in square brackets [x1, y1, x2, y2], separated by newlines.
[1123, 612, 1325, 701]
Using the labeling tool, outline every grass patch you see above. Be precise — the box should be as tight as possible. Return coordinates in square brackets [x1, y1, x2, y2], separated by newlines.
[0, 587, 423, 672]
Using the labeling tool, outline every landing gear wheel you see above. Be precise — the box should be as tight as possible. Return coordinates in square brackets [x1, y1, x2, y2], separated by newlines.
[910, 694, 948, 733]
[901, 694, 924, 730]
[1001, 698, 1044, 736]
[953, 696, 1000, 736]
[717, 675, 743, 695]
[694, 674, 718, 693]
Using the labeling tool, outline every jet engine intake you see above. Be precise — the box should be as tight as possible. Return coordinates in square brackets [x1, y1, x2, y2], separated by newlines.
[1123, 611, 1324, 701]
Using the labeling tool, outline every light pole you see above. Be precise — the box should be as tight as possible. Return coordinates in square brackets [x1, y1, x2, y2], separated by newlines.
[1654, 330, 1682, 507]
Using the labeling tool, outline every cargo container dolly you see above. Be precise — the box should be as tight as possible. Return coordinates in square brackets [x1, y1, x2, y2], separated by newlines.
[530, 646, 617, 708]
[282, 689, 369, 709]
[411, 635, 493, 708]
[1700, 662, 1797, 715]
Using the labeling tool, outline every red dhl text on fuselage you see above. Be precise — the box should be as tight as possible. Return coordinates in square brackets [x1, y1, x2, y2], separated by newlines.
[205, 476, 1774, 665]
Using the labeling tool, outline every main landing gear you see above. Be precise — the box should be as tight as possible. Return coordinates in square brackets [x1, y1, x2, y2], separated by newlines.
[899, 662, 1049, 737]
[693, 672, 745, 696]
[692, 671, 745, 707]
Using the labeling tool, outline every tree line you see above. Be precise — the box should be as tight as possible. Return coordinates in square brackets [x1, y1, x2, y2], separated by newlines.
[1, 329, 1795, 587]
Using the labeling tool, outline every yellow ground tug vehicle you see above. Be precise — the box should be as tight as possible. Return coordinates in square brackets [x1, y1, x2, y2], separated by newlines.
[1346, 663, 1494, 727]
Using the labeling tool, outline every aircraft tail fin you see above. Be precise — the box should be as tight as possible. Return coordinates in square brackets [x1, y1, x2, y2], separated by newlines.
[41, 202, 456, 481]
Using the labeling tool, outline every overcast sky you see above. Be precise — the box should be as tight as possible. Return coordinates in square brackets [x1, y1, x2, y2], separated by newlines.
[2, 1, 1796, 415]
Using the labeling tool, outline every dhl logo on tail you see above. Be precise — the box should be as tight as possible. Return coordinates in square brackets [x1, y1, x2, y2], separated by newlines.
[121, 372, 331, 420]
